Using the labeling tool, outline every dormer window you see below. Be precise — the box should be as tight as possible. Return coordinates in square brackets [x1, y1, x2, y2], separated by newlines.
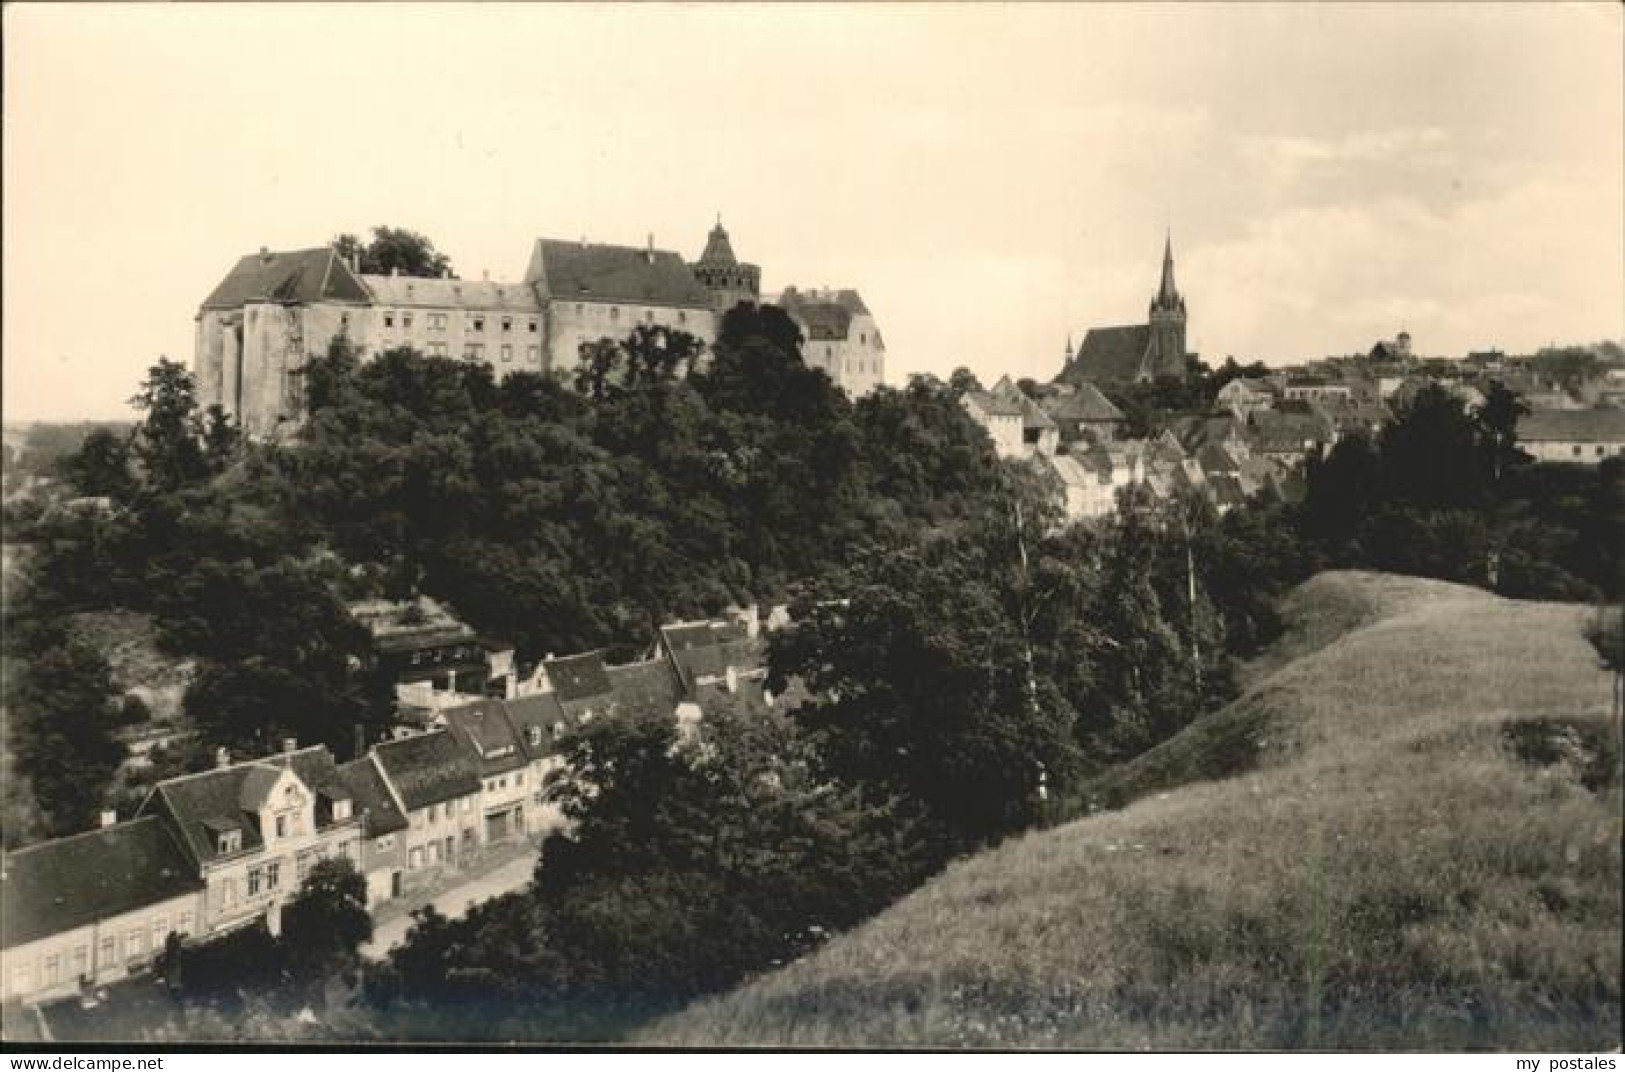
[334, 799, 352, 821]
[528, 727, 543, 748]
[217, 830, 241, 855]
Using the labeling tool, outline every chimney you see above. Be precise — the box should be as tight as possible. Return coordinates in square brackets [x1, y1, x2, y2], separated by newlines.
[99, 809, 117, 829]
[215, 746, 231, 769]
[482, 268, 489, 282]
[259, 246, 273, 265]
[645, 233, 655, 264]
[391, 266, 400, 277]
[282, 737, 298, 754]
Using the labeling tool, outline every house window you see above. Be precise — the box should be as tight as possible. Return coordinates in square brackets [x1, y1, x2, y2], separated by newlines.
[678, 311, 687, 325]
[610, 307, 620, 321]
[44, 954, 60, 986]
[429, 313, 448, 331]
[466, 343, 484, 361]
[528, 318, 538, 333]
[515, 772, 524, 788]
[403, 313, 414, 329]
[462, 797, 473, 814]
[335, 799, 352, 820]
[267, 860, 281, 889]
[428, 342, 448, 357]
[409, 846, 424, 870]
[501, 344, 513, 362]
[99, 936, 115, 966]
[72, 946, 88, 979]
[502, 317, 512, 333]
[177, 912, 192, 936]
[472, 316, 485, 332]
[526, 345, 540, 363]
[216, 829, 241, 855]
[375, 835, 394, 852]
[411, 811, 424, 830]
[12, 964, 30, 995]
[1573, 445, 1582, 457]
[127, 929, 147, 961]
[384, 312, 395, 328]
[275, 815, 287, 839]
[1596, 446, 1606, 457]
[528, 727, 542, 747]
[248, 867, 264, 897]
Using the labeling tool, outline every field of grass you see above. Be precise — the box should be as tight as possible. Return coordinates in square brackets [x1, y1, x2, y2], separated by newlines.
[642, 571, 1622, 1049]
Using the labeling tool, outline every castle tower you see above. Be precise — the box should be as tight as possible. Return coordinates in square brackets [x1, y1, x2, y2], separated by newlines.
[691, 216, 761, 313]
[1146, 231, 1188, 379]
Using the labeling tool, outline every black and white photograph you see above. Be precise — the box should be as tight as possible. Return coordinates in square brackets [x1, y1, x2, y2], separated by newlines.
[1, 1, 1621, 1057]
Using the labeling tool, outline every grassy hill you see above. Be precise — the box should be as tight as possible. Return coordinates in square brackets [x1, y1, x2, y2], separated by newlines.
[642, 572, 1622, 1050]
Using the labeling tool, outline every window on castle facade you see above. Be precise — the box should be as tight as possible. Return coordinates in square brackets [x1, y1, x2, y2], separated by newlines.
[428, 342, 448, 357]
[502, 316, 512, 332]
[528, 318, 538, 332]
[501, 344, 512, 362]
[384, 312, 395, 328]
[403, 313, 414, 329]
[472, 316, 485, 332]
[429, 313, 448, 330]
[527, 345, 540, 363]
[466, 343, 484, 361]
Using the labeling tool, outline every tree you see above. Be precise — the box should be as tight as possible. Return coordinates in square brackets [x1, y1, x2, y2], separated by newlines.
[58, 426, 136, 501]
[281, 857, 372, 993]
[129, 358, 208, 493]
[1476, 379, 1530, 483]
[333, 226, 453, 279]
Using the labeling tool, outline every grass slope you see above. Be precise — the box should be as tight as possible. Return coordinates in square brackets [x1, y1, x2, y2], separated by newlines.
[643, 572, 1623, 1050]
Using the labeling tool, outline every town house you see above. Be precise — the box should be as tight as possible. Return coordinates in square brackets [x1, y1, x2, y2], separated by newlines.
[368, 731, 483, 888]
[139, 744, 364, 938]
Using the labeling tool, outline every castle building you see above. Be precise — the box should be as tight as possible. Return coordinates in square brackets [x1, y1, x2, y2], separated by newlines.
[690, 217, 762, 313]
[1056, 233, 1191, 387]
[194, 221, 883, 437]
[775, 287, 887, 398]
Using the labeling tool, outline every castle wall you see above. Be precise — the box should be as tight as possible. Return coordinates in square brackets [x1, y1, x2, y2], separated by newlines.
[798, 313, 886, 398]
[544, 300, 717, 375]
[370, 304, 545, 375]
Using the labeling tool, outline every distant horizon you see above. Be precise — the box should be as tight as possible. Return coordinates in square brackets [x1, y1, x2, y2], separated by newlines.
[5, 3, 1622, 422]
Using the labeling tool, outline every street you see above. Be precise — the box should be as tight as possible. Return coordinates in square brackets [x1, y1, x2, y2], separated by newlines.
[363, 850, 539, 957]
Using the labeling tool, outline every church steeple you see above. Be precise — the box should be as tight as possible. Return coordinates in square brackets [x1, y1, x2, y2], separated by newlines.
[1155, 230, 1181, 309]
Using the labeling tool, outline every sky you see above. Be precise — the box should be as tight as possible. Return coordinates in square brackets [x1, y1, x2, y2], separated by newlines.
[4, 3, 1622, 421]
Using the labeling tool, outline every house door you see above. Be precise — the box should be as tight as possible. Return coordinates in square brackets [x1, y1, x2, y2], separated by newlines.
[391, 871, 403, 898]
[486, 811, 507, 843]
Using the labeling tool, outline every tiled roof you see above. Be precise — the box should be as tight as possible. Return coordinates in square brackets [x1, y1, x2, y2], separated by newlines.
[371, 731, 481, 812]
[148, 767, 265, 866]
[775, 288, 873, 342]
[362, 275, 541, 312]
[661, 620, 762, 689]
[1042, 382, 1125, 423]
[964, 390, 1025, 419]
[441, 700, 526, 776]
[262, 746, 352, 803]
[1, 817, 202, 949]
[337, 757, 408, 838]
[501, 693, 569, 761]
[543, 652, 613, 702]
[526, 239, 714, 309]
[696, 222, 739, 268]
[1517, 409, 1625, 442]
[200, 247, 371, 310]
[605, 659, 684, 720]
[1056, 324, 1152, 386]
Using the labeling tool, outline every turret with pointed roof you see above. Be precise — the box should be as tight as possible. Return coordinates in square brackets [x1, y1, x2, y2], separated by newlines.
[691, 215, 761, 313]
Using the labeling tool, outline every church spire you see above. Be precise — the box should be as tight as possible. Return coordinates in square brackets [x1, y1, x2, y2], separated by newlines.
[1157, 229, 1179, 306]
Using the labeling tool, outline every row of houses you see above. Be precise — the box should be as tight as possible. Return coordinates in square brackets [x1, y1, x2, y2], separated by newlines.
[0, 613, 776, 1008]
[960, 377, 1308, 522]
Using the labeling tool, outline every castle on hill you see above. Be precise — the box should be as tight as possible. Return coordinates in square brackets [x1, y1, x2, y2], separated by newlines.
[1056, 233, 1192, 387]
[194, 219, 886, 437]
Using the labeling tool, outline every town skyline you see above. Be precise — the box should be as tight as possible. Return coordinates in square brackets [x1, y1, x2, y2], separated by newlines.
[5, 2, 1623, 421]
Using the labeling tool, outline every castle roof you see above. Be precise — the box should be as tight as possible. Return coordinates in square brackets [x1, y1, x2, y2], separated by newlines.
[697, 220, 740, 268]
[362, 275, 541, 312]
[775, 288, 874, 342]
[1, 817, 202, 950]
[200, 247, 371, 310]
[525, 239, 714, 309]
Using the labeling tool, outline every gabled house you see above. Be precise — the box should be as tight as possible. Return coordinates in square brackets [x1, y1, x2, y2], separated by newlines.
[368, 731, 483, 887]
[1041, 382, 1126, 445]
[335, 756, 409, 906]
[962, 377, 1058, 458]
[138, 744, 363, 939]
[349, 596, 515, 719]
[439, 700, 531, 845]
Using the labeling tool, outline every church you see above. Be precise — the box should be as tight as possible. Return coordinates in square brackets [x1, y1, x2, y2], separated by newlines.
[1055, 234, 1191, 387]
